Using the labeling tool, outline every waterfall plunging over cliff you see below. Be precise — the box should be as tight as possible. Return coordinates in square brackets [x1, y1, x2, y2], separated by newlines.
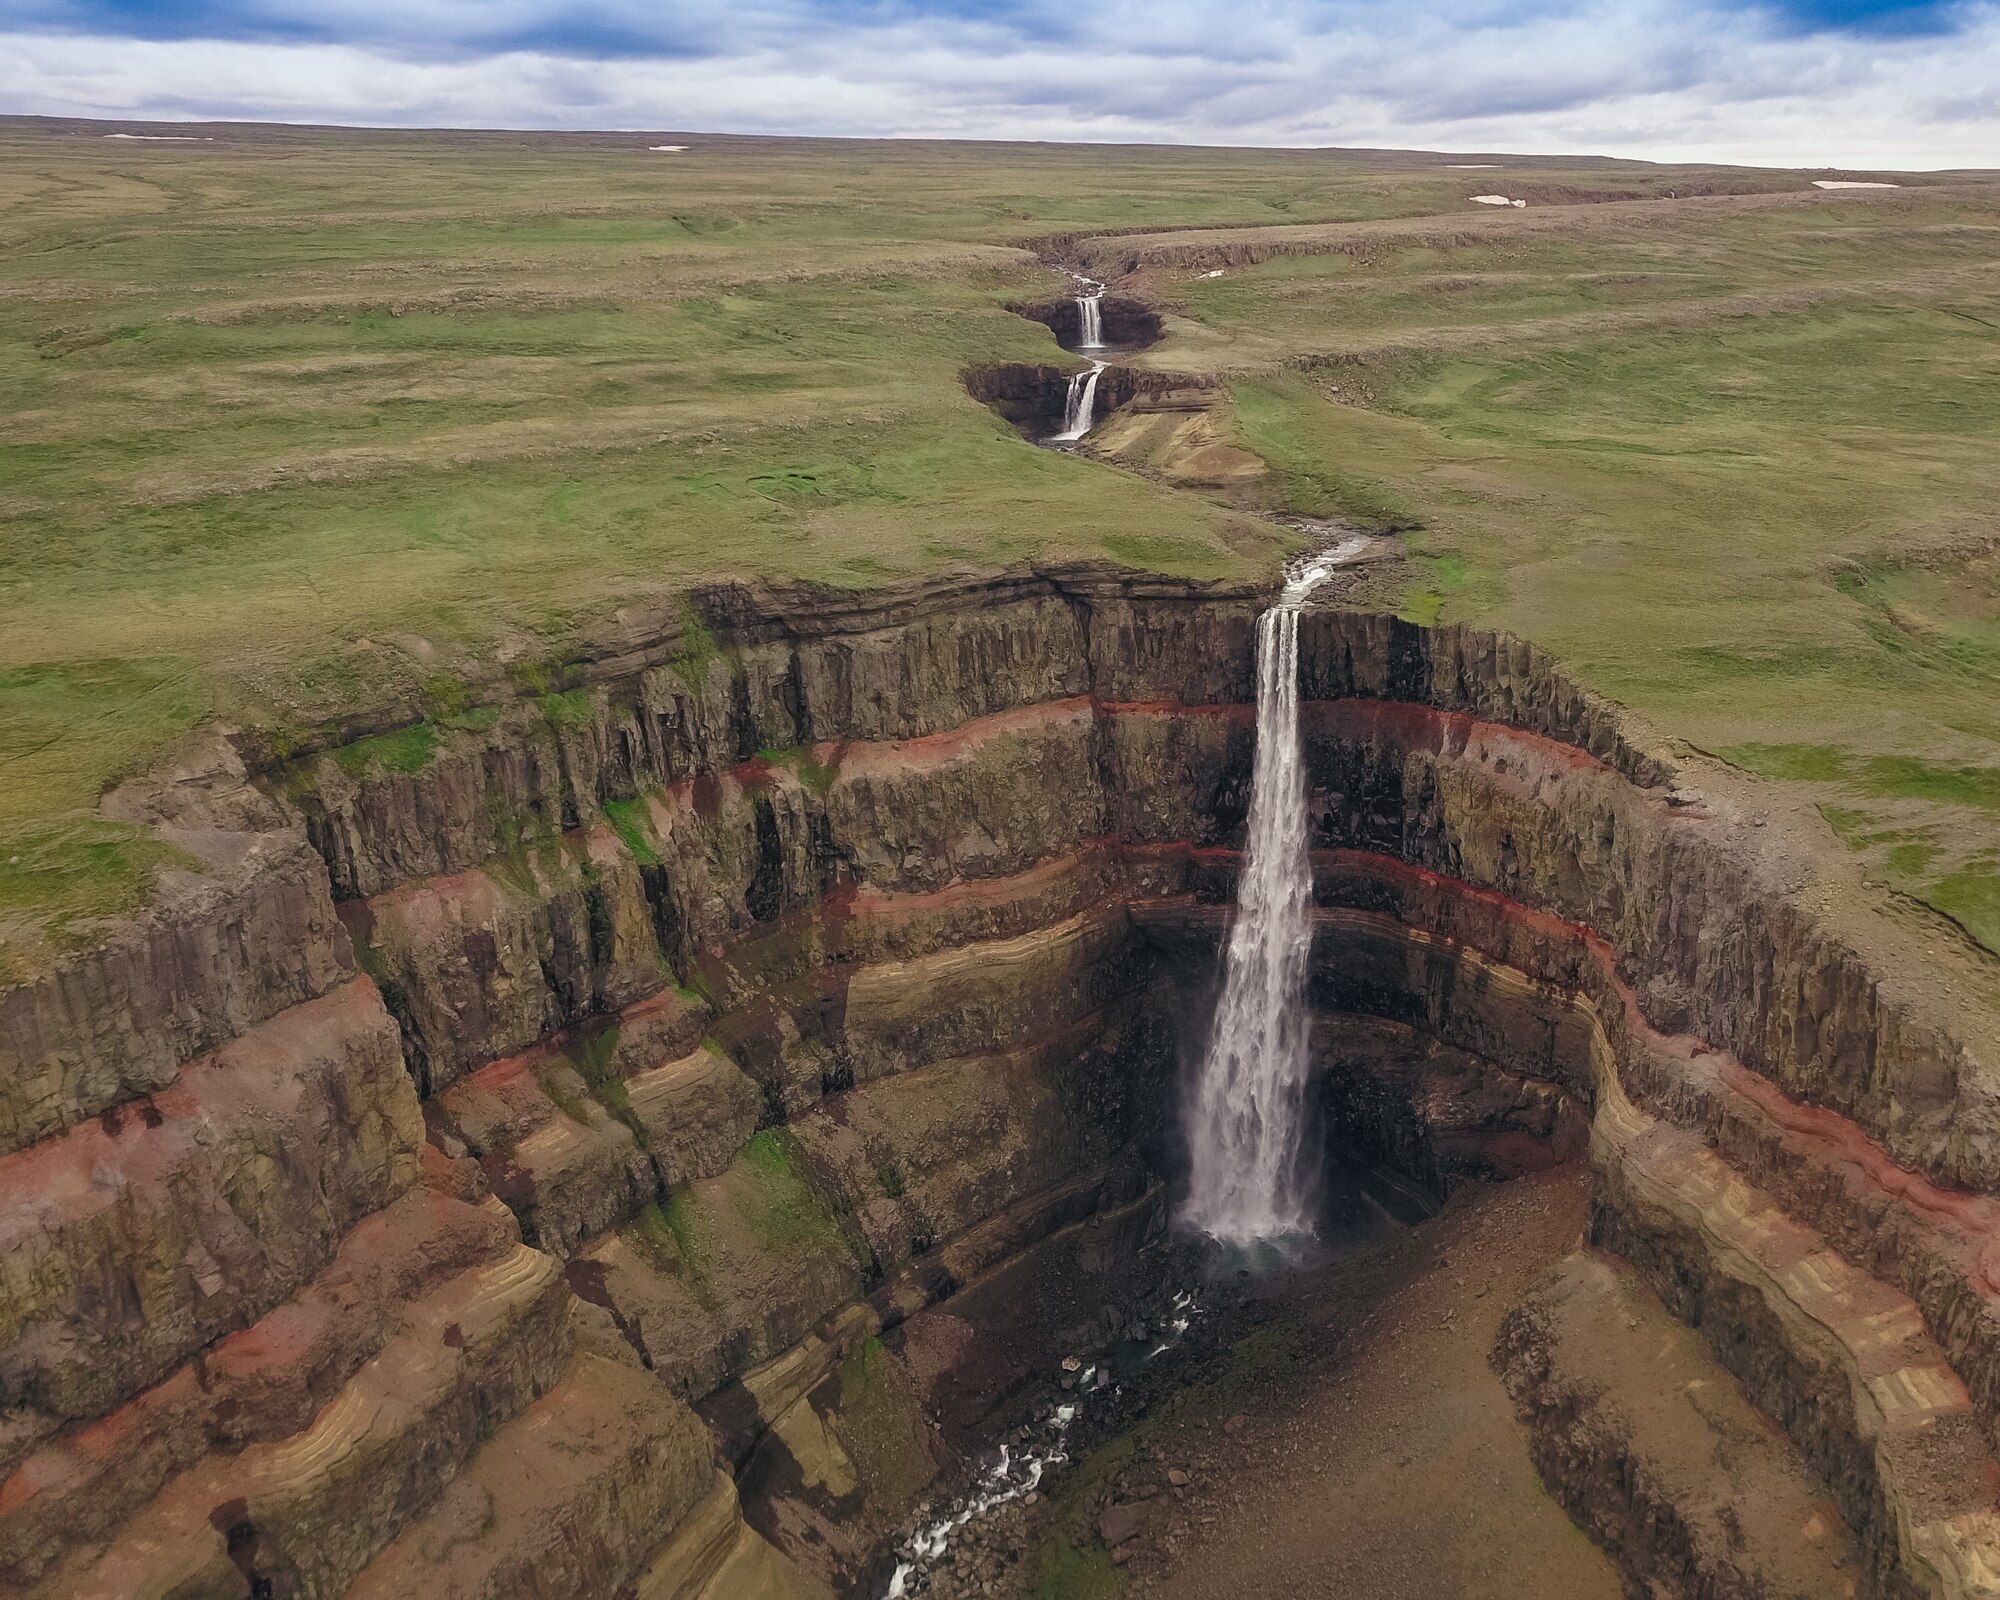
[1181, 550, 1350, 1245]
[1051, 361, 1104, 442]
[1077, 290, 1104, 349]
[1067, 271, 1107, 350]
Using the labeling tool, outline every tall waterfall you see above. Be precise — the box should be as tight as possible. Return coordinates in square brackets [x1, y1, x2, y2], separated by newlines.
[1181, 547, 1357, 1246]
[1077, 291, 1105, 349]
[1051, 361, 1104, 442]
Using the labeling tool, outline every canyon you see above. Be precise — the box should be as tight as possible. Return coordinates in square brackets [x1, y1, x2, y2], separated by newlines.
[4, 561, 1998, 1599]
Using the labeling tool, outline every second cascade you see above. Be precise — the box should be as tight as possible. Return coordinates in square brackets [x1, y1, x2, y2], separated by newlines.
[1051, 360, 1105, 443]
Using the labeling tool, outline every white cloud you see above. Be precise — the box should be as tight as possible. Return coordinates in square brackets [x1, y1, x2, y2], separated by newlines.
[2, 0, 1997, 168]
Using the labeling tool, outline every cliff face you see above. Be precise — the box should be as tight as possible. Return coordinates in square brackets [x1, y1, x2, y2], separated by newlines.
[2, 566, 1996, 1600]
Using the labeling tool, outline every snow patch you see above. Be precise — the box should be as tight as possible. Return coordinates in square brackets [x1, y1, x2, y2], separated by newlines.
[1471, 194, 1527, 208]
[1812, 180, 1898, 189]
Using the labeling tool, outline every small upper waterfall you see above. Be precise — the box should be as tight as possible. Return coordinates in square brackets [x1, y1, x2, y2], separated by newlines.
[1050, 361, 1104, 443]
[1068, 270, 1108, 350]
[1180, 544, 1363, 1246]
[1077, 290, 1105, 349]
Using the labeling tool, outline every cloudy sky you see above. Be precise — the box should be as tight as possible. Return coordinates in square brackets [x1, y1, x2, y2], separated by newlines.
[2, 0, 1996, 167]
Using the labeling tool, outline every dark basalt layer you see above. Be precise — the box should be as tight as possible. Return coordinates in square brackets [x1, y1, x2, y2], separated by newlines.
[2, 565, 1995, 1600]
[1008, 294, 1164, 353]
[959, 362, 1216, 439]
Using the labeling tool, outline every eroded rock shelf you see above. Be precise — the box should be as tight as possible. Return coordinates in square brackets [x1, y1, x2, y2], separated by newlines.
[3, 566, 1997, 1599]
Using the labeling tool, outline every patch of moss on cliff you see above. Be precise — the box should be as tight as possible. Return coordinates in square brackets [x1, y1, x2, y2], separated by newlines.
[631, 1193, 719, 1312]
[333, 721, 439, 778]
[669, 603, 729, 690]
[539, 687, 597, 729]
[0, 817, 197, 976]
[738, 1128, 849, 1255]
[567, 1024, 648, 1146]
[536, 1066, 597, 1129]
[757, 745, 841, 798]
[828, 1334, 938, 1511]
[604, 797, 664, 866]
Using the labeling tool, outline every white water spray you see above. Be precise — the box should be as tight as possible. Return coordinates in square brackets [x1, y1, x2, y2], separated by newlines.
[878, 1290, 1201, 1597]
[1181, 540, 1369, 1246]
[1050, 361, 1105, 443]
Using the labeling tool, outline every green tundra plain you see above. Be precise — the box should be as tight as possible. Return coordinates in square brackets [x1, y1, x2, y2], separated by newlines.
[2, 119, 1997, 971]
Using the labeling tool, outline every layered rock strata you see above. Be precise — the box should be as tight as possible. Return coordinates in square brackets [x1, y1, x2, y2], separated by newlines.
[2, 566, 1996, 1598]
[1496, 1248, 1864, 1600]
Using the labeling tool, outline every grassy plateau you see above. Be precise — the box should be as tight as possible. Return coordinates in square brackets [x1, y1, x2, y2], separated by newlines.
[1, 117, 1996, 967]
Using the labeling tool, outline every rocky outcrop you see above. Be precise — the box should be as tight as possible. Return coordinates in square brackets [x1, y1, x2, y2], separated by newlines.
[1008, 294, 1164, 352]
[343, 1353, 715, 1600]
[0, 979, 420, 1424]
[0, 1188, 514, 1591]
[1497, 1249, 1864, 1600]
[0, 734, 353, 1158]
[961, 362, 1210, 438]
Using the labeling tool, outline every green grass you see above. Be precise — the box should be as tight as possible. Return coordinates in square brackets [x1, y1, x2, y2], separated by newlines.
[333, 721, 440, 778]
[736, 1128, 846, 1253]
[1722, 743, 1853, 783]
[2, 121, 1998, 963]
[1231, 375, 1419, 529]
[1030, 1540, 1125, 1600]
[1172, 244, 2000, 946]
[757, 744, 841, 798]
[1397, 550, 1474, 627]
[603, 797, 663, 867]
[1861, 756, 2000, 810]
[1930, 867, 2000, 951]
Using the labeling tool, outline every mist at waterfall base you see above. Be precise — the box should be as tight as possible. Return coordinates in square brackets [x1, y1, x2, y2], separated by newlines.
[1180, 543, 1396, 1260]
